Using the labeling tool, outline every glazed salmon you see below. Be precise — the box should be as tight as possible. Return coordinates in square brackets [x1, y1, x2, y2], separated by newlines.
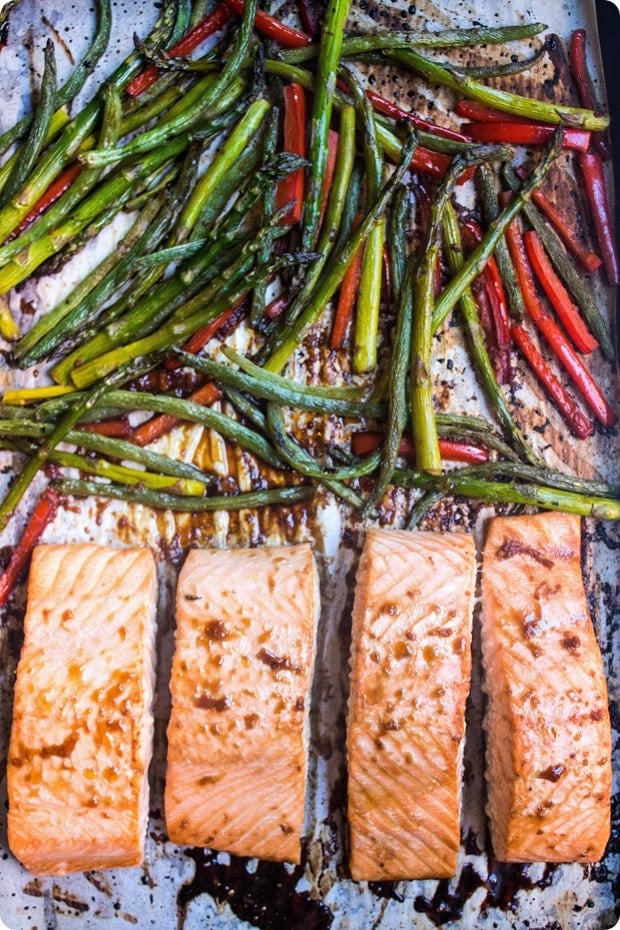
[165, 543, 319, 863]
[8, 544, 157, 876]
[347, 528, 476, 881]
[481, 512, 611, 862]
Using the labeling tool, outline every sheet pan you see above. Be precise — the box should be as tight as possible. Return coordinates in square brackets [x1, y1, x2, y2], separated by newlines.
[0, 1, 617, 927]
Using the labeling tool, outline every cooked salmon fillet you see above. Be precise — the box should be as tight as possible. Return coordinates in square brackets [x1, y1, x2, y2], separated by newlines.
[481, 512, 611, 862]
[347, 527, 476, 881]
[7, 544, 157, 876]
[165, 543, 319, 863]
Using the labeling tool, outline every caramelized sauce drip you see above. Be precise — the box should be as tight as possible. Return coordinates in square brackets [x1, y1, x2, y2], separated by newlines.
[177, 847, 333, 929]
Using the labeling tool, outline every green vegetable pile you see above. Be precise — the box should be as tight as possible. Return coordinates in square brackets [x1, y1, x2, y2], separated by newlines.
[0, 0, 617, 554]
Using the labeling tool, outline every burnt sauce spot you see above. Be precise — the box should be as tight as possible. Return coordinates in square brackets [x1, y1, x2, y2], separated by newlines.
[176, 846, 333, 929]
[368, 882, 405, 902]
[413, 863, 483, 924]
[403, 860, 560, 926]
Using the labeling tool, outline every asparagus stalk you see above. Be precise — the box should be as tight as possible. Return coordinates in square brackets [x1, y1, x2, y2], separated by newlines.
[392, 468, 620, 519]
[55, 478, 314, 512]
[412, 144, 512, 475]
[21, 143, 202, 364]
[301, 0, 351, 250]
[363, 185, 413, 512]
[263, 128, 418, 372]
[176, 98, 271, 240]
[432, 130, 563, 331]
[82, 0, 259, 170]
[0, 134, 191, 294]
[442, 199, 539, 465]
[476, 163, 526, 322]
[0, 0, 112, 157]
[0, 3, 179, 244]
[342, 64, 384, 374]
[0, 40, 57, 209]
[0, 82, 122, 270]
[386, 47, 609, 130]
[282, 22, 547, 62]
[503, 164, 615, 361]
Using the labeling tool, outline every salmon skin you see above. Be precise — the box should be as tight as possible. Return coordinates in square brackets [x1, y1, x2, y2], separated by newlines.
[347, 528, 476, 881]
[8, 544, 157, 876]
[165, 543, 319, 864]
[481, 512, 611, 862]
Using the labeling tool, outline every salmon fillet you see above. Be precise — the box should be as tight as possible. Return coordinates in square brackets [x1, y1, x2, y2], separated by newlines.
[481, 512, 611, 862]
[8, 544, 157, 876]
[347, 527, 476, 881]
[165, 543, 319, 863]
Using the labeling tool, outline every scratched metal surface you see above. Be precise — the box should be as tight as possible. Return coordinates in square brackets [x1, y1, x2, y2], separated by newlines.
[0, 1, 618, 928]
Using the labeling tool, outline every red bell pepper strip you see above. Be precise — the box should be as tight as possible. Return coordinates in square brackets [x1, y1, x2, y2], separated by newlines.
[8, 162, 82, 241]
[298, 0, 321, 37]
[351, 431, 489, 464]
[330, 216, 363, 350]
[0, 488, 60, 606]
[462, 218, 511, 382]
[503, 206, 617, 427]
[461, 121, 591, 152]
[569, 29, 611, 161]
[410, 145, 454, 180]
[462, 220, 510, 347]
[578, 150, 619, 286]
[222, 0, 314, 47]
[530, 188, 602, 273]
[454, 98, 532, 124]
[132, 382, 224, 447]
[126, 4, 233, 98]
[382, 245, 392, 304]
[514, 167, 602, 273]
[81, 416, 133, 438]
[166, 297, 247, 373]
[511, 324, 594, 439]
[265, 294, 289, 320]
[471, 273, 510, 384]
[366, 90, 471, 144]
[275, 83, 307, 226]
[523, 230, 599, 354]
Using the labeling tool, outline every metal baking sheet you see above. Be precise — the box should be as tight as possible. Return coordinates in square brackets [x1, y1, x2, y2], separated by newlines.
[0, 1, 618, 928]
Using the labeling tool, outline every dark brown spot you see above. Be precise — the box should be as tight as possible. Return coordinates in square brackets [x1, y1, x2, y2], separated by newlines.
[561, 634, 580, 652]
[40, 733, 79, 759]
[590, 708, 604, 721]
[194, 694, 231, 712]
[294, 697, 305, 711]
[244, 713, 259, 729]
[538, 764, 565, 782]
[203, 620, 229, 641]
[257, 648, 301, 674]
[496, 537, 553, 568]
